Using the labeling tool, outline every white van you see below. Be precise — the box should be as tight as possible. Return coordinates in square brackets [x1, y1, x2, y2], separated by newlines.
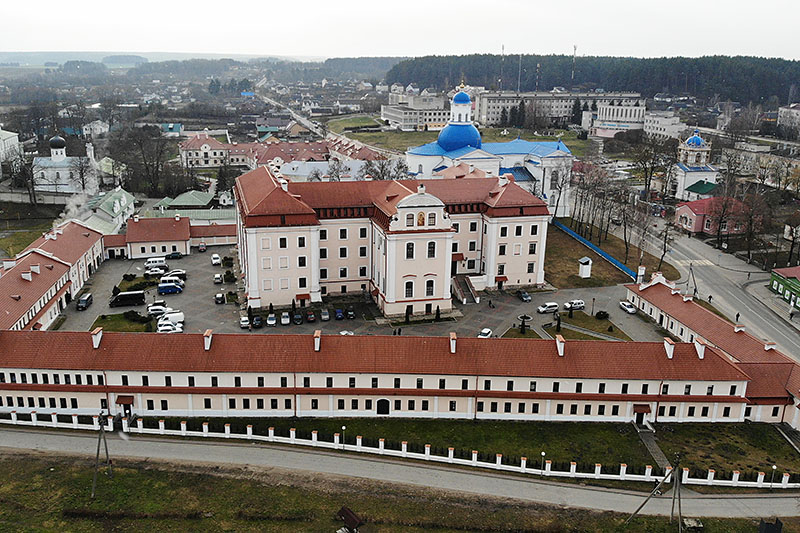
[159, 276, 185, 287]
[158, 311, 185, 325]
[144, 257, 168, 269]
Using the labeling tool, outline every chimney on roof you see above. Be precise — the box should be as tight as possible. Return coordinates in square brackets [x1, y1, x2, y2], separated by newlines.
[3, 259, 15, 270]
[498, 175, 509, 187]
[278, 178, 288, 192]
[175, 214, 181, 221]
[671, 288, 680, 295]
[203, 329, 213, 351]
[693, 337, 706, 359]
[449, 332, 457, 354]
[21, 271, 32, 282]
[765, 342, 777, 351]
[91, 327, 103, 349]
[417, 184, 426, 194]
[682, 295, 693, 302]
[664, 337, 675, 359]
[30, 264, 40, 275]
[314, 330, 321, 352]
[133, 215, 139, 223]
[50, 232, 57, 240]
[734, 324, 746, 333]
[555, 335, 565, 357]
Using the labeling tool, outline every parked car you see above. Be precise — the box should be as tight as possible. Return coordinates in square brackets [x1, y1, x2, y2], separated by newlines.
[159, 276, 184, 287]
[251, 315, 264, 328]
[214, 293, 225, 304]
[619, 300, 637, 314]
[320, 309, 330, 321]
[477, 328, 493, 338]
[157, 311, 185, 326]
[516, 290, 532, 302]
[339, 330, 354, 336]
[109, 291, 146, 308]
[280, 312, 291, 326]
[157, 283, 183, 295]
[266, 313, 277, 326]
[147, 304, 173, 317]
[211, 254, 221, 266]
[239, 316, 250, 329]
[166, 251, 183, 260]
[144, 267, 167, 278]
[335, 308, 344, 320]
[76, 293, 93, 310]
[165, 269, 187, 281]
[537, 302, 559, 314]
[305, 310, 316, 322]
[292, 312, 303, 325]
[198, 242, 207, 252]
[563, 299, 586, 311]
[346, 307, 356, 319]
[144, 257, 168, 269]
[157, 322, 183, 334]
[213, 273, 223, 284]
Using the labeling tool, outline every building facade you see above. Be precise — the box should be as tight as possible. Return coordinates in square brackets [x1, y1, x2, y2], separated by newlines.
[32, 135, 97, 195]
[672, 130, 720, 200]
[777, 103, 800, 132]
[770, 266, 800, 311]
[234, 166, 549, 316]
[590, 101, 647, 138]
[0, 128, 21, 163]
[644, 111, 687, 140]
[381, 94, 449, 131]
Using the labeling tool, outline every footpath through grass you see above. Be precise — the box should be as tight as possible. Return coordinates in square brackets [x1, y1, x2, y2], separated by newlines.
[326, 114, 381, 133]
[562, 310, 632, 341]
[0, 453, 770, 532]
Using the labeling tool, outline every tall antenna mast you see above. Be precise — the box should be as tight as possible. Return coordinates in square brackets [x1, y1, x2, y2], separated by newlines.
[517, 54, 522, 94]
[535, 63, 540, 92]
[499, 45, 505, 92]
[571, 45, 577, 83]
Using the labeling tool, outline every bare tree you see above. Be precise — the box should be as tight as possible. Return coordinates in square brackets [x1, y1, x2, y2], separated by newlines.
[547, 158, 572, 221]
[738, 181, 767, 262]
[308, 168, 322, 182]
[785, 211, 800, 266]
[358, 158, 407, 180]
[326, 159, 345, 181]
[7, 151, 40, 204]
[656, 206, 676, 271]
[107, 126, 171, 196]
[69, 156, 94, 192]
[632, 133, 670, 200]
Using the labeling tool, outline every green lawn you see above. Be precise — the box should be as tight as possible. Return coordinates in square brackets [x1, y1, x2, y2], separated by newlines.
[562, 310, 632, 341]
[543, 326, 603, 340]
[0, 454, 767, 533]
[0, 201, 61, 229]
[502, 327, 542, 339]
[90, 313, 152, 332]
[0, 226, 49, 257]
[118, 276, 158, 292]
[545, 224, 633, 288]
[326, 114, 381, 133]
[655, 423, 800, 479]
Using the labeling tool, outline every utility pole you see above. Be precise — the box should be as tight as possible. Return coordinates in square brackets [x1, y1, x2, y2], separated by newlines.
[499, 45, 505, 92]
[571, 45, 577, 83]
[91, 411, 113, 499]
[517, 54, 522, 94]
[535, 63, 540, 92]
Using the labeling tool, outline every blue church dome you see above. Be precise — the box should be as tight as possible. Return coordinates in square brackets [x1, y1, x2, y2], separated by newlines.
[685, 129, 706, 147]
[49, 135, 66, 149]
[437, 123, 481, 152]
[453, 91, 471, 104]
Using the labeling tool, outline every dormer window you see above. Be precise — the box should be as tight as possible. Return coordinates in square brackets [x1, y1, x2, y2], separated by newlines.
[406, 213, 414, 227]
[428, 213, 436, 226]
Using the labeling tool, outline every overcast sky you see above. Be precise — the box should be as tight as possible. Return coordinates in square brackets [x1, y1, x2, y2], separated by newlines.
[4, 0, 798, 60]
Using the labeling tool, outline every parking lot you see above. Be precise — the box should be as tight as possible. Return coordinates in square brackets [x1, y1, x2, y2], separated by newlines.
[59, 250, 664, 341]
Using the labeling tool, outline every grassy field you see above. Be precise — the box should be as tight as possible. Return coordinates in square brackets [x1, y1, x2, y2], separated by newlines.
[0, 454, 773, 533]
[90, 313, 152, 332]
[555, 218, 681, 282]
[562, 310, 633, 341]
[0, 201, 62, 229]
[0, 226, 49, 257]
[156, 417, 652, 468]
[543, 325, 603, 340]
[545, 224, 633, 288]
[502, 327, 542, 339]
[655, 423, 800, 479]
[118, 275, 157, 292]
[326, 114, 381, 133]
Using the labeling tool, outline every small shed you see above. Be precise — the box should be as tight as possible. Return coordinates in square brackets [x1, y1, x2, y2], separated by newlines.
[578, 256, 592, 278]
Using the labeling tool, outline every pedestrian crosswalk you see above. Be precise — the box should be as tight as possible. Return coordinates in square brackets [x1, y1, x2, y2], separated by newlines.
[674, 259, 714, 266]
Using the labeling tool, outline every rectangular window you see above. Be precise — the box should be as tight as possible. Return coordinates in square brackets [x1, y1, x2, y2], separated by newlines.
[121, 375, 127, 386]
[661, 384, 669, 395]
[408, 400, 415, 411]
[339, 247, 347, 258]
[575, 382, 583, 393]
[394, 399, 401, 410]
[64, 374, 70, 385]
[584, 405, 592, 415]
[730, 385, 737, 396]
[462, 378, 469, 390]
[658, 406, 666, 416]
[359, 266, 367, 277]
[351, 399, 359, 410]
[280, 377, 288, 387]
[271, 399, 278, 409]
[147, 400, 154, 410]
[484, 379, 491, 391]
[527, 262, 535, 274]
[285, 399, 292, 409]
[339, 228, 347, 240]
[243, 399, 250, 410]
[348, 377, 356, 388]
[684, 385, 692, 395]
[500, 226, 508, 237]
[416, 378, 423, 389]
[772, 406, 780, 417]
[279, 237, 287, 249]
[598, 383, 606, 394]
[394, 377, 401, 388]
[257, 399, 264, 409]
[211, 376, 218, 387]
[298, 256, 307, 267]
[490, 402, 498, 413]
[235, 376, 241, 387]
[359, 246, 367, 257]
[372, 377, 378, 388]
[360, 227, 367, 238]
[229, 398, 236, 409]
[532, 402, 540, 414]
[298, 277, 307, 288]
[688, 406, 696, 417]
[515, 225, 522, 236]
[320, 248, 328, 259]
[570, 404, 578, 415]
[338, 399, 345, 410]
[528, 242, 537, 255]
[439, 378, 446, 389]
[470, 221, 477, 232]
[552, 382, 559, 393]
[701, 406, 710, 417]
[339, 267, 347, 278]
[556, 404, 564, 415]
[257, 377, 264, 387]
[669, 405, 677, 416]
[504, 402, 512, 413]
[498, 244, 506, 256]
[529, 381, 536, 392]
[530, 224, 538, 235]
[297, 236, 306, 248]
[311, 399, 319, 410]
[722, 406, 731, 417]
[477, 401, 484, 412]
[612, 405, 619, 416]
[641, 384, 649, 394]
[422, 400, 429, 411]
[621, 383, 628, 394]
[326, 377, 333, 388]
[74, 374, 81, 385]
[365, 399, 373, 410]
[319, 229, 327, 240]
[303, 377, 310, 387]
[320, 268, 328, 279]
[706, 386, 714, 396]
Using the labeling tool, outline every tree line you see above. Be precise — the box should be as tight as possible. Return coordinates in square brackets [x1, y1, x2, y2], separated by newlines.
[386, 54, 800, 105]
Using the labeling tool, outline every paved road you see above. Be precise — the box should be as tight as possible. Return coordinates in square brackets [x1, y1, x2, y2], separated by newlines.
[2, 427, 799, 518]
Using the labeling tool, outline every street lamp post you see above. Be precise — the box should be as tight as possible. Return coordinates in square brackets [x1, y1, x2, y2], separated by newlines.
[591, 297, 595, 316]
[341, 425, 346, 451]
[771, 464, 777, 490]
[540, 451, 546, 476]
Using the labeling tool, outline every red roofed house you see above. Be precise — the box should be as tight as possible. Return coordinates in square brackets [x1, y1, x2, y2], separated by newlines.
[674, 197, 748, 237]
[235, 166, 550, 317]
[0, 251, 71, 330]
[125, 214, 191, 259]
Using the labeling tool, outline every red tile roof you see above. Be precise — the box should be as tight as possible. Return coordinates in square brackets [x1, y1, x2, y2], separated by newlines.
[25, 220, 102, 265]
[737, 362, 796, 399]
[0, 252, 70, 330]
[774, 266, 800, 280]
[189, 224, 236, 238]
[125, 216, 191, 243]
[676, 196, 747, 216]
[102, 234, 127, 247]
[0, 331, 749, 382]
[179, 134, 228, 151]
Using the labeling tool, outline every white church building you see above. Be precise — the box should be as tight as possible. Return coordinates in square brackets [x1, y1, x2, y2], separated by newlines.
[406, 88, 574, 217]
[33, 135, 97, 194]
[672, 130, 720, 201]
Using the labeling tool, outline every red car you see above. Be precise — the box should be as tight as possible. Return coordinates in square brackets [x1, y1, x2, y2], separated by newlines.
[198, 242, 207, 252]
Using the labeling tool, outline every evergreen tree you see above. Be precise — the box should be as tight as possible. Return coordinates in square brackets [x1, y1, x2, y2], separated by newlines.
[208, 78, 221, 95]
[509, 106, 518, 127]
[517, 100, 526, 128]
[499, 107, 508, 126]
[571, 98, 582, 124]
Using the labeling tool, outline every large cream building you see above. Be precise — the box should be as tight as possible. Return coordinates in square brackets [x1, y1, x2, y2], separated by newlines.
[234, 166, 550, 317]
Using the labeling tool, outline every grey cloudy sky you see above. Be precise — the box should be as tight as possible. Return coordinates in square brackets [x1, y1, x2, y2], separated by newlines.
[4, 0, 798, 60]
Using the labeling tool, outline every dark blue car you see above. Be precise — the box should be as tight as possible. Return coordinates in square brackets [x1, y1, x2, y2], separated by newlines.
[335, 308, 344, 320]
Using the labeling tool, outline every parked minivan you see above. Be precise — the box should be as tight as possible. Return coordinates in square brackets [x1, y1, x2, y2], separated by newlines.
[109, 290, 146, 307]
[76, 293, 93, 310]
[157, 283, 183, 295]
[144, 257, 168, 269]
[157, 311, 185, 325]
[159, 276, 185, 287]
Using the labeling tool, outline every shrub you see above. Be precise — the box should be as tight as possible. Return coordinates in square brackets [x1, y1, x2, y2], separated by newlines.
[122, 273, 136, 282]
[595, 310, 609, 320]
[123, 310, 151, 324]
[223, 270, 236, 283]
[222, 256, 234, 267]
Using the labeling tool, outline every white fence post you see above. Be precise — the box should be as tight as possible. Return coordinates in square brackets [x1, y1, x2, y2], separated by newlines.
[51, 413, 58, 428]
[545, 460, 552, 476]
[202, 422, 209, 437]
[645, 465, 653, 481]
[471, 450, 478, 466]
[311, 430, 318, 446]
[706, 469, 715, 485]
[224, 423, 231, 438]
[92, 415, 99, 430]
[379, 438, 385, 455]
[620, 463, 627, 480]
[595, 464, 602, 479]
[106, 416, 113, 431]
[356, 436, 362, 451]
[268, 427, 275, 442]
[137, 418, 144, 434]
[122, 417, 129, 432]
[570, 462, 577, 477]
[334, 433, 340, 448]
[495, 454, 502, 469]
[757, 471, 765, 487]
[401, 441, 407, 458]
[732, 471, 740, 486]
[10, 411, 17, 424]
[448, 447, 454, 463]
[290, 427, 296, 444]
[181, 421, 187, 436]
[30, 411, 37, 426]
[157, 419, 164, 435]
[424, 444, 431, 460]
[783, 473, 790, 488]
[520, 456, 527, 473]
[246, 425, 253, 439]
[72, 415, 78, 429]
[682, 467, 689, 484]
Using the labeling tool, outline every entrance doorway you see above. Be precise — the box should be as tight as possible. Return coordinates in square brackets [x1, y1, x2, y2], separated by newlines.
[376, 399, 390, 415]
[497, 280, 504, 290]
[635, 412, 644, 425]
[451, 261, 458, 275]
